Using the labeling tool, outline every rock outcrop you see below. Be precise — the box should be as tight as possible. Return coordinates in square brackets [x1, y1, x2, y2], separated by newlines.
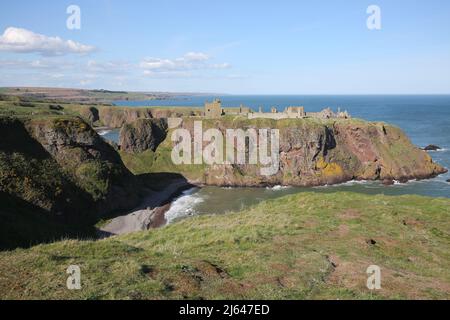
[423, 144, 441, 151]
[120, 119, 168, 153]
[98, 107, 153, 128]
[0, 116, 140, 219]
[92, 106, 202, 128]
[80, 106, 100, 124]
[125, 117, 447, 187]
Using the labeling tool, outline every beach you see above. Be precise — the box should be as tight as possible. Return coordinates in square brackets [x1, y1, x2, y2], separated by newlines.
[100, 179, 193, 235]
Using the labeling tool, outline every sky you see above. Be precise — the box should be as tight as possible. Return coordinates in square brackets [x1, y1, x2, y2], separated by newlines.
[0, 0, 449, 94]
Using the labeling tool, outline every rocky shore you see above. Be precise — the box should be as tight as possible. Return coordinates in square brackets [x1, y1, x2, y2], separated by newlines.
[100, 179, 193, 235]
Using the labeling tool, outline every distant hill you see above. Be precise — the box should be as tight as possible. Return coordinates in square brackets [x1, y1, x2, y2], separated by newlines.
[0, 87, 208, 104]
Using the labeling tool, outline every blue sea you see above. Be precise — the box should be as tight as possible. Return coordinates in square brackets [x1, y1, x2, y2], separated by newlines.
[113, 95, 450, 220]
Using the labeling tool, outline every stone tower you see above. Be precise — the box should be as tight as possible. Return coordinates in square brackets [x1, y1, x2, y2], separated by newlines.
[205, 99, 223, 118]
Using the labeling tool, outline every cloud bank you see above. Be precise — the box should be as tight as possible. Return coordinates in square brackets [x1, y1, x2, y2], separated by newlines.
[140, 52, 231, 77]
[0, 27, 95, 56]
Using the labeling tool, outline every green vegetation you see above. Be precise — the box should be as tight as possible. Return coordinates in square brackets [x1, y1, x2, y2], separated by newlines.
[0, 114, 143, 250]
[0, 191, 96, 251]
[0, 192, 448, 300]
[120, 145, 208, 182]
[0, 87, 184, 104]
[1, 92, 448, 300]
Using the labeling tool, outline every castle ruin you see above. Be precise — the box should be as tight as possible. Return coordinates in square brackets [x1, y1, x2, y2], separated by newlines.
[204, 98, 224, 118]
[204, 99, 350, 120]
[204, 99, 251, 118]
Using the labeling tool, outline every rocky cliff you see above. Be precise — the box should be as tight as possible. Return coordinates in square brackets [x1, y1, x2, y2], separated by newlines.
[0, 116, 140, 223]
[120, 119, 168, 153]
[77, 105, 202, 128]
[121, 117, 447, 187]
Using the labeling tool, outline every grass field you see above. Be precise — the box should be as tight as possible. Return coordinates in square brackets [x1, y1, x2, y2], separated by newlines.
[0, 192, 448, 300]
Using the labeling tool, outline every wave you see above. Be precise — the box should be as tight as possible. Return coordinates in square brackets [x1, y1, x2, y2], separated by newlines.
[266, 185, 291, 191]
[97, 130, 112, 136]
[313, 179, 371, 188]
[164, 188, 204, 224]
[425, 148, 448, 152]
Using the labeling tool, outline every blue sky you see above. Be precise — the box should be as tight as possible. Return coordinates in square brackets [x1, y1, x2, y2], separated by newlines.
[0, 0, 449, 94]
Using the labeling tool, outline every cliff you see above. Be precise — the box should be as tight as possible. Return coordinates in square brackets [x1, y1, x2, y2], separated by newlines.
[76, 105, 202, 128]
[121, 117, 447, 186]
[120, 118, 168, 153]
[24, 116, 140, 212]
[0, 116, 141, 248]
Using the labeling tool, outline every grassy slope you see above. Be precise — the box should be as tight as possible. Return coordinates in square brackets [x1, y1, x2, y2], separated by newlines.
[0, 88, 166, 103]
[0, 192, 448, 300]
[0, 98, 202, 127]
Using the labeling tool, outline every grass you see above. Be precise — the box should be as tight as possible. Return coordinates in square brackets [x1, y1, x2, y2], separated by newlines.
[0, 96, 204, 129]
[0, 192, 449, 300]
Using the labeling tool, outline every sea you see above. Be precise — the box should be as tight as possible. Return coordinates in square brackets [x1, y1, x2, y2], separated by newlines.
[110, 95, 450, 222]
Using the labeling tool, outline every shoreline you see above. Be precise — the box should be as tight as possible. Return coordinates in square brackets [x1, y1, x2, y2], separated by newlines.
[98, 167, 449, 237]
[99, 179, 194, 236]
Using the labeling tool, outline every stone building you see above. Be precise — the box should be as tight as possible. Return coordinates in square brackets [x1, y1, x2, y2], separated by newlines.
[248, 106, 308, 120]
[285, 106, 306, 118]
[204, 99, 251, 118]
[204, 98, 350, 120]
[204, 99, 224, 118]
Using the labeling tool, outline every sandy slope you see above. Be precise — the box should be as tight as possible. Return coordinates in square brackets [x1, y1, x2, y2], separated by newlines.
[100, 180, 192, 235]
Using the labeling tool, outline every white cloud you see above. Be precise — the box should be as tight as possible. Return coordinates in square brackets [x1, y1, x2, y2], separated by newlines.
[211, 63, 232, 69]
[184, 52, 209, 62]
[86, 60, 131, 73]
[140, 52, 231, 76]
[140, 58, 176, 70]
[0, 58, 79, 71]
[0, 59, 57, 69]
[143, 70, 192, 78]
[0, 27, 95, 56]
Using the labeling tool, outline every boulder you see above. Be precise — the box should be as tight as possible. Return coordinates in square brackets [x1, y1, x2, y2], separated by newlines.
[80, 107, 100, 124]
[423, 144, 441, 151]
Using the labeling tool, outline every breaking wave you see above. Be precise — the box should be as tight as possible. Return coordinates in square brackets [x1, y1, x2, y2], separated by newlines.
[313, 180, 371, 188]
[97, 129, 111, 136]
[266, 185, 291, 191]
[165, 188, 204, 224]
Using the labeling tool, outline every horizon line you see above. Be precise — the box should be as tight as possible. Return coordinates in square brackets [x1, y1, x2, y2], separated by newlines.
[2, 86, 450, 96]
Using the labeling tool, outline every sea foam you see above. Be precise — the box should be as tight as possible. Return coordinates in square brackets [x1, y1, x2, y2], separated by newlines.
[97, 130, 111, 136]
[165, 188, 204, 224]
[266, 185, 291, 191]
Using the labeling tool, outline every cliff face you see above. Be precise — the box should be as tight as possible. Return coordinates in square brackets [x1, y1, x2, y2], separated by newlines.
[98, 107, 154, 128]
[122, 117, 447, 187]
[120, 119, 168, 153]
[77, 106, 202, 128]
[0, 116, 140, 221]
